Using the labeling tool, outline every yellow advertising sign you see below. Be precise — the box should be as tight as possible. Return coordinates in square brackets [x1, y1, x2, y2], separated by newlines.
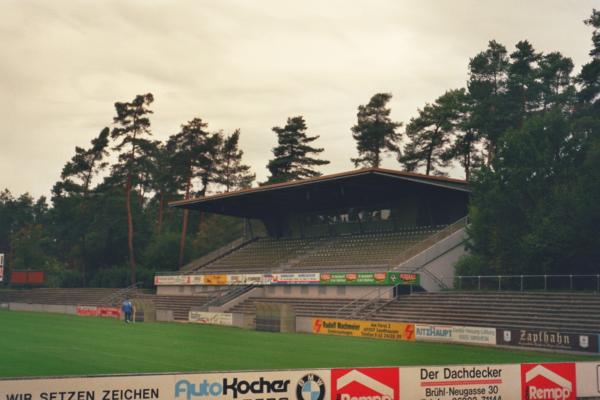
[312, 318, 415, 341]
[203, 274, 228, 285]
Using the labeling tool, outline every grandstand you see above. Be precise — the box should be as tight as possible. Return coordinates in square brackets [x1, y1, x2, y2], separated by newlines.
[3, 167, 598, 354]
[194, 225, 447, 274]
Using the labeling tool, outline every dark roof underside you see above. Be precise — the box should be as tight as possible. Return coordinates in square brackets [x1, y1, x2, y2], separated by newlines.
[170, 168, 470, 219]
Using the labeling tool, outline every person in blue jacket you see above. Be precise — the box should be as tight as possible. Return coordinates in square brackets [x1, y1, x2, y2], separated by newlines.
[121, 299, 133, 323]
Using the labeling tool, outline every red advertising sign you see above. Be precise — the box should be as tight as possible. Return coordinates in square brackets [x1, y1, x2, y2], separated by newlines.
[331, 368, 399, 400]
[77, 306, 121, 318]
[98, 307, 121, 318]
[521, 363, 576, 400]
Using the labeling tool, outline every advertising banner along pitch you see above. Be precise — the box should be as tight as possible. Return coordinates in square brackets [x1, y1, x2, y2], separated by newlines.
[312, 318, 415, 341]
[188, 311, 233, 326]
[0, 362, 598, 400]
[497, 328, 598, 353]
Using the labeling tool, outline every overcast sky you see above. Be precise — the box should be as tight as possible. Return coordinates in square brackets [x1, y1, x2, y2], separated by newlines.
[1, 0, 599, 199]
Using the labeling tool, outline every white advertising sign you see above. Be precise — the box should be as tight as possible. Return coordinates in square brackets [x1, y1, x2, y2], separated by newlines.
[154, 275, 187, 285]
[0, 374, 173, 400]
[175, 369, 329, 400]
[0, 369, 331, 400]
[400, 364, 521, 400]
[415, 324, 454, 341]
[576, 362, 600, 398]
[415, 325, 497, 345]
[189, 311, 233, 326]
[452, 325, 497, 345]
[271, 273, 320, 284]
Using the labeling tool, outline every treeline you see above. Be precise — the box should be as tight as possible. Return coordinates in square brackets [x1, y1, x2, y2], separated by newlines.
[1, 10, 599, 286]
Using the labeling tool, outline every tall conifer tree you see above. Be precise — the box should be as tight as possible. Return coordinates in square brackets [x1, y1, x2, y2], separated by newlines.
[266, 116, 329, 184]
[110, 93, 154, 284]
[351, 93, 402, 168]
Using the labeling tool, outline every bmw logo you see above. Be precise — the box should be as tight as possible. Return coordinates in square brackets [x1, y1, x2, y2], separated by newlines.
[296, 373, 325, 400]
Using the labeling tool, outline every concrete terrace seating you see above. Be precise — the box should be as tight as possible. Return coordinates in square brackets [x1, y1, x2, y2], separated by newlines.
[197, 226, 445, 274]
[0, 288, 123, 306]
[368, 292, 600, 334]
[133, 294, 215, 321]
[226, 296, 366, 317]
[293, 226, 444, 271]
[199, 237, 315, 274]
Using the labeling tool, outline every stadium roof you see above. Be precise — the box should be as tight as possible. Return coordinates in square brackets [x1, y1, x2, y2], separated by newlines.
[170, 167, 470, 219]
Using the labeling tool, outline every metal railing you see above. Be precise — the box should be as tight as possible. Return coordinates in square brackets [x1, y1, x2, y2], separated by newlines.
[98, 282, 143, 306]
[200, 285, 256, 310]
[439, 274, 600, 292]
[391, 216, 468, 269]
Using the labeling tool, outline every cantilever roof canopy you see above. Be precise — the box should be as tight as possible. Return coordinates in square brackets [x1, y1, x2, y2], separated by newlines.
[169, 167, 470, 219]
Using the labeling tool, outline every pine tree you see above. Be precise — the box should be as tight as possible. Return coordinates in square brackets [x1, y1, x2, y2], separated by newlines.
[577, 9, 600, 106]
[506, 40, 542, 125]
[400, 89, 465, 176]
[351, 93, 402, 168]
[110, 93, 154, 284]
[441, 92, 484, 181]
[55, 127, 110, 197]
[266, 116, 329, 184]
[538, 52, 575, 111]
[467, 40, 510, 164]
[52, 127, 110, 285]
[214, 130, 255, 192]
[169, 118, 222, 267]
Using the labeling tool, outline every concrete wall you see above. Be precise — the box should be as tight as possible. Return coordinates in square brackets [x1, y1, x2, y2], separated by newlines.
[156, 309, 174, 322]
[397, 228, 467, 291]
[156, 285, 226, 296]
[8, 303, 77, 315]
[296, 316, 313, 334]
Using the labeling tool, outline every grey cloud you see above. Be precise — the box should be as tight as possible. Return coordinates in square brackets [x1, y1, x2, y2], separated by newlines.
[1, 0, 598, 196]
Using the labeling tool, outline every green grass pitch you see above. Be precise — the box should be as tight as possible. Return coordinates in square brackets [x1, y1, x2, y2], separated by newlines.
[0, 309, 597, 378]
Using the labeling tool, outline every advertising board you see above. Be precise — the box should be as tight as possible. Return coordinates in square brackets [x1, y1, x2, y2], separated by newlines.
[154, 275, 187, 285]
[76, 306, 120, 318]
[154, 272, 419, 286]
[203, 274, 228, 285]
[76, 305, 99, 316]
[497, 328, 598, 353]
[0, 369, 331, 400]
[415, 324, 497, 345]
[415, 324, 454, 341]
[188, 311, 233, 326]
[575, 362, 600, 398]
[331, 367, 399, 400]
[452, 325, 497, 345]
[319, 271, 419, 286]
[400, 363, 521, 400]
[0, 362, 597, 400]
[521, 363, 576, 400]
[271, 273, 320, 284]
[312, 318, 415, 341]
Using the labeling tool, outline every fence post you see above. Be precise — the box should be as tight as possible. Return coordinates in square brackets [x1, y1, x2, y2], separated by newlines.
[570, 275, 573, 291]
[459, 276, 462, 290]
[544, 275, 547, 291]
[478, 276, 481, 291]
[597, 275, 599, 294]
[520, 275, 523, 291]
[498, 276, 501, 291]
